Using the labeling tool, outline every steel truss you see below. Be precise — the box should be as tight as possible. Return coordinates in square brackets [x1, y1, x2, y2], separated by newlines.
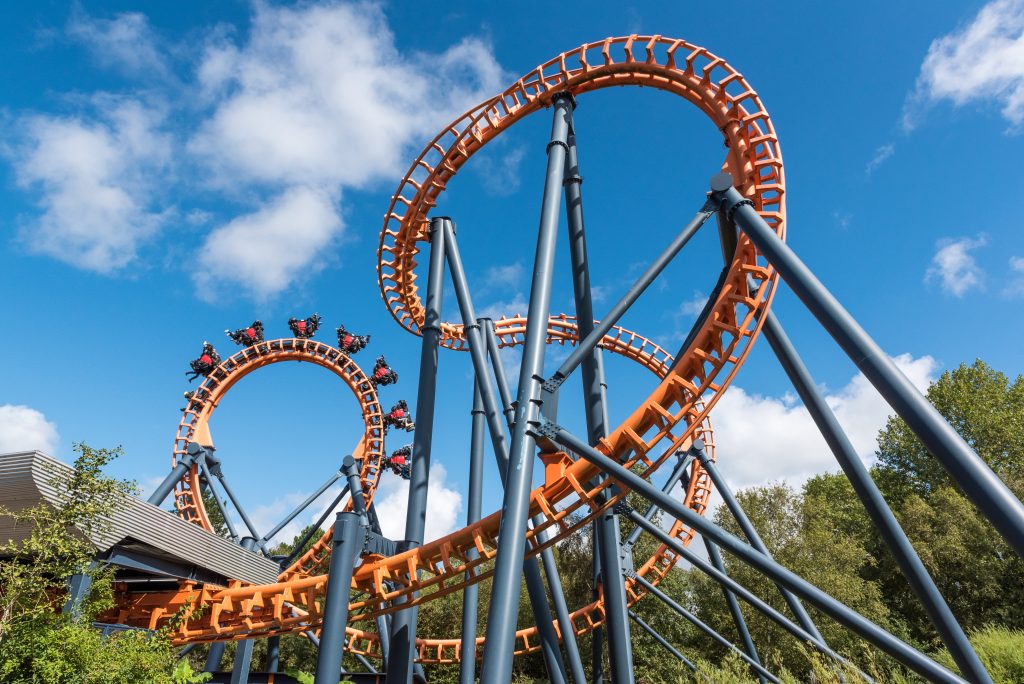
[96, 35, 1024, 684]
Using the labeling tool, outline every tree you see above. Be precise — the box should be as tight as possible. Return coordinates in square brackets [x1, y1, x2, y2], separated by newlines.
[875, 360, 1024, 502]
[0, 443, 209, 683]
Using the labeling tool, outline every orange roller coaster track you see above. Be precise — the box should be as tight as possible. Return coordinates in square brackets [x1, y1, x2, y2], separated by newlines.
[84, 29, 1024, 684]
[108, 33, 785, 672]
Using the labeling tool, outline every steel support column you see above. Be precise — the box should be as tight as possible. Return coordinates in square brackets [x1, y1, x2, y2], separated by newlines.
[315, 512, 363, 684]
[229, 536, 259, 684]
[443, 221, 576, 684]
[627, 512, 858, 676]
[562, 127, 633, 683]
[482, 318, 516, 427]
[547, 203, 714, 389]
[147, 442, 203, 507]
[547, 424, 967, 683]
[260, 465, 345, 546]
[281, 484, 350, 569]
[629, 573, 780, 683]
[480, 92, 574, 684]
[710, 174, 1024, 558]
[459, 384, 486, 684]
[387, 216, 446, 683]
[267, 636, 280, 673]
[761, 310, 991, 683]
[204, 643, 226, 673]
[704, 538, 766, 683]
[628, 610, 696, 671]
[693, 447, 824, 645]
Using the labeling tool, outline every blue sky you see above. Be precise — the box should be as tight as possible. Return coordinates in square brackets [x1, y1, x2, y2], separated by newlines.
[1, 0, 1022, 544]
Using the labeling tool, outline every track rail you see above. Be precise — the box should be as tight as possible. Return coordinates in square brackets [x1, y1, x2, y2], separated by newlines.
[171, 338, 385, 541]
[108, 34, 785, 665]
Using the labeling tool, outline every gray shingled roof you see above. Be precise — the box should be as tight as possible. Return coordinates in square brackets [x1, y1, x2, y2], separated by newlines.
[0, 450, 279, 586]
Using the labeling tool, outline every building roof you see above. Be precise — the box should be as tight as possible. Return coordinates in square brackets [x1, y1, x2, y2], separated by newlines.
[0, 450, 279, 586]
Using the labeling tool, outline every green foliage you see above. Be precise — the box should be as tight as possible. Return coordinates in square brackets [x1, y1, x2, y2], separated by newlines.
[0, 443, 137, 640]
[201, 489, 230, 538]
[934, 627, 1024, 683]
[0, 443, 210, 683]
[875, 360, 1024, 502]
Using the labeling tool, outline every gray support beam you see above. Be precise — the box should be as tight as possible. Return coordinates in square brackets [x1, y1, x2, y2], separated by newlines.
[630, 573, 780, 684]
[562, 127, 633, 684]
[64, 571, 93, 619]
[229, 536, 259, 684]
[459, 384, 486, 684]
[387, 216, 446, 683]
[761, 311, 991, 683]
[281, 484, 350, 570]
[206, 452, 266, 552]
[547, 203, 714, 389]
[267, 636, 280, 673]
[693, 448, 824, 645]
[710, 174, 1024, 558]
[342, 455, 368, 519]
[546, 424, 967, 683]
[704, 538, 766, 683]
[442, 222, 574, 684]
[315, 512, 363, 684]
[147, 442, 203, 507]
[376, 615, 391, 670]
[229, 635, 255, 684]
[629, 514, 858, 676]
[481, 92, 574, 684]
[481, 318, 516, 428]
[622, 450, 693, 549]
[591, 529, 604, 684]
[260, 466, 344, 546]
[198, 456, 240, 541]
[628, 610, 696, 671]
[537, 525, 586, 683]
[204, 642, 226, 673]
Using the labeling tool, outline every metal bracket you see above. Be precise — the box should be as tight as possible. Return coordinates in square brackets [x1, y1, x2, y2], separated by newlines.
[363, 529, 397, 558]
[541, 372, 566, 394]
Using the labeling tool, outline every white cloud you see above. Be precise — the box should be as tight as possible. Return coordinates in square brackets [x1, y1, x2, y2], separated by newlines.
[11, 98, 172, 273]
[372, 463, 463, 542]
[0, 404, 59, 455]
[189, 1, 504, 190]
[710, 354, 938, 490]
[66, 8, 170, 79]
[679, 291, 709, 316]
[478, 293, 528, 322]
[925, 235, 987, 296]
[193, 186, 343, 301]
[483, 263, 523, 290]
[1005, 255, 1024, 297]
[471, 144, 526, 197]
[250, 489, 324, 546]
[662, 291, 708, 346]
[8, 2, 507, 301]
[865, 143, 894, 174]
[905, 0, 1024, 129]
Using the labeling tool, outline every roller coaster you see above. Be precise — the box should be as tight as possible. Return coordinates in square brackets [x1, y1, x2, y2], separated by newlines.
[35, 35, 1024, 684]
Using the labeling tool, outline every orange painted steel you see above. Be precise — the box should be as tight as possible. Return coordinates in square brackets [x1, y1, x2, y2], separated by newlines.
[107, 34, 786, 665]
[110, 319, 715, 663]
[171, 337, 386, 548]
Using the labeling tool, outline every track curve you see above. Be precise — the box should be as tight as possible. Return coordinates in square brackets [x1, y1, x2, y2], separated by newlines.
[171, 338, 386, 551]
[109, 34, 786, 667]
